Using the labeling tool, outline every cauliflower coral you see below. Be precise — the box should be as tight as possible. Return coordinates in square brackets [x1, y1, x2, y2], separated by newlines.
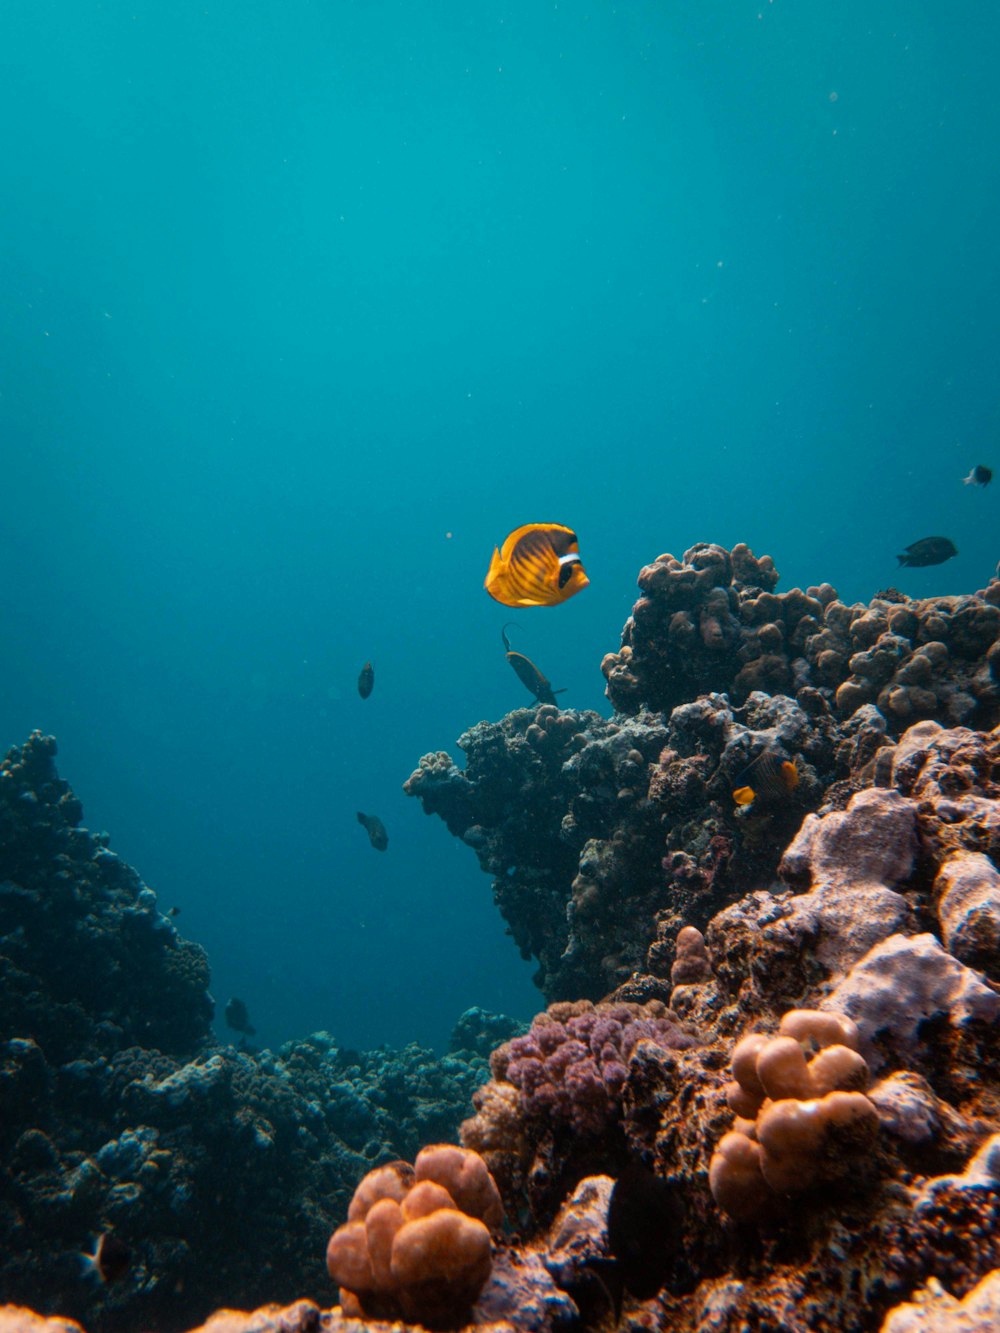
[709, 1009, 880, 1221]
[325, 1144, 503, 1329]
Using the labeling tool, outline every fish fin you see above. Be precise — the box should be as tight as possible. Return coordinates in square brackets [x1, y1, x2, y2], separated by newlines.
[733, 786, 756, 806]
[484, 546, 504, 590]
[552, 688, 567, 695]
[501, 622, 521, 653]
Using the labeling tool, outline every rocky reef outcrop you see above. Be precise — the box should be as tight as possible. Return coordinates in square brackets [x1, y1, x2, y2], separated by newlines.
[601, 542, 1000, 730]
[405, 546, 1000, 1007]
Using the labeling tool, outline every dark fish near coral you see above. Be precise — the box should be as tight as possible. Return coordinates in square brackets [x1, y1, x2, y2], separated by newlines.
[606, 1159, 684, 1300]
[357, 810, 388, 851]
[167, 905, 181, 917]
[358, 661, 374, 699]
[963, 464, 992, 487]
[501, 624, 566, 706]
[732, 749, 799, 808]
[897, 537, 958, 568]
[224, 996, 256, 1036]
[81, 1232, 131, 1285]
[485, 523, 590, 608]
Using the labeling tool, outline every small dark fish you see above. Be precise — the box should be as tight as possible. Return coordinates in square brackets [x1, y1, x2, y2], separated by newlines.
[484, 522, 590, 607]
[732, 749, 799, 808]
[81, 1232, 131, 1285]
[357, 811, 388, 851]
[897, 537, 958, 568]
[607, 1160, 684, 1300]
[358, 661, 374, 699]
[167, 905, 181, 917]
[501, 624, 566, 706]
[224, 996, 256, 1036]
[963, 464, 992, 487]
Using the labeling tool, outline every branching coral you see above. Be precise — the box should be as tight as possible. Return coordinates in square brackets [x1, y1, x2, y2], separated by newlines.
[461, 1000, 694, 1224]
[483, 1000, 695, 1138]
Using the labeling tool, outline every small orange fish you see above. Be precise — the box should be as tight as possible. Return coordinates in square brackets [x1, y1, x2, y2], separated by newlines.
[732, 754, 799, 808]
[485, 523, 590, 608]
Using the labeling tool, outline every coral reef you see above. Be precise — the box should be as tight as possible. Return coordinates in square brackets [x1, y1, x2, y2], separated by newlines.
[601, 542, 1000, 733]
[461, 999, 695, 1222]
[405, 689, 839, 1003]
[8, 545, 1000, 1333]
[879, 1271, 1000, 1333]
[406, 548, 999, 1006]
[0, 735, 492, 1333]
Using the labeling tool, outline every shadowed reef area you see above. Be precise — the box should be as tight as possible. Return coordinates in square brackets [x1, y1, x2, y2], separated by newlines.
[3, 543, 1000, 1333]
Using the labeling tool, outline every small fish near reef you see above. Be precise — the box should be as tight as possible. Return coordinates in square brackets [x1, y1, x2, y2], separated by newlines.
[897, 536, 958, 568]
[501, 624, 566, 706]
[224, 996, 256, 1036]
[81, 1232, 131, 1285]
[963, 464, 992, 487]
[357, 810, 388, 851]
[357, 661, 374, 699]
[732, 749, 799, 809]
[485, 522, 590, 608]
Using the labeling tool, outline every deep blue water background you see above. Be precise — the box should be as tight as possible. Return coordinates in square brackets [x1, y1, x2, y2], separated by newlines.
[1, 2, 997, 1052]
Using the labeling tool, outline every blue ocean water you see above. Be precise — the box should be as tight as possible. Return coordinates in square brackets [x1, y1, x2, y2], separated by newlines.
[1, 2, 996, 1052]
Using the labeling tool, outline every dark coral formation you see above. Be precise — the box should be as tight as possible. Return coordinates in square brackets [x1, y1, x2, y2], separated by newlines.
[405, 546, 1000, 1007]
[405, 692, 839, 1003]
[0, 731, 213, 1057]
[601, 541, 1000, 732]
[0, 735, 491, 1333]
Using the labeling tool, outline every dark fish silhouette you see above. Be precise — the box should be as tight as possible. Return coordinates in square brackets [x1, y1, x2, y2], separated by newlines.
[357, 811, 388, 851]
[358, 661, 374, 699]
[897, 537, 958, 568]
[501, 624, 566, 706]
[963, 464, 992, 487]
[607, 1160, 684, 1300]
[485, 522, 590, 607]
[81, 1233, 131, 1285]
[224, 997, 256, 1036]
[733, 749, 799, 808]
[167, 905, 181, 917]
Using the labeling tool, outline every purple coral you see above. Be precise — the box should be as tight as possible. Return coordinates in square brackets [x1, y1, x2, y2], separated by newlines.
[499, 1001, 694, 1135]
